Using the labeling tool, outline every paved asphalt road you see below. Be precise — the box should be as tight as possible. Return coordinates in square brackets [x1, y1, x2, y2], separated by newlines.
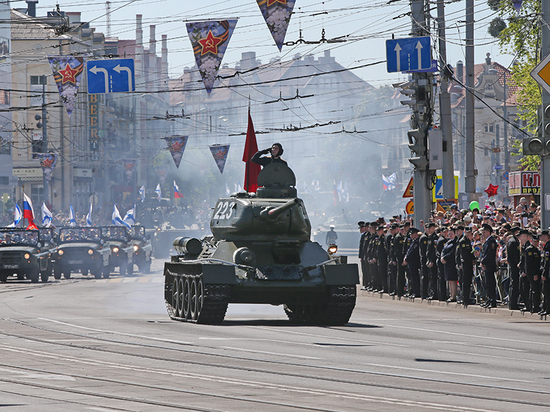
[1, 257, 550, 411]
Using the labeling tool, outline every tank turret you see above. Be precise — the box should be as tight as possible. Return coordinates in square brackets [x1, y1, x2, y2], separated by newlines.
[210, 164, 311, 241]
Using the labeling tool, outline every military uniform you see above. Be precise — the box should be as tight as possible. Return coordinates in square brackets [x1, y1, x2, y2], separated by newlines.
[506, 233, 521, 310]
[359, 224, 369, 289]
[419, 232, 430, 299]
[435, 233, 448, 301]
[427, 232, 438, 299]
[404, 235, 421, 297]
[481, 233, 498, 307]
[393, 231, 406, 297]
[541, 240, 550, 314]
[386, 231, 397, 294]
[376, 232, 388, 293]
[458, 234, 475, 305]
[525, 241, 542, 313]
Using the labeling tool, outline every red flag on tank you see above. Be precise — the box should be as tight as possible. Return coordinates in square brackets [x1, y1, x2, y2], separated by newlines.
[242, 110, 261, 193]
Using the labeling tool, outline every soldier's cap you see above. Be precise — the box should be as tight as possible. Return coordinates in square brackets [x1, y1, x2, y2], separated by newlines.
[403, 221, 411, 227]
[509, 226, 520, 233]
[369, 221, 378, 227]
[501, 222, 511, 230]
[390, 223, 399, 229]
[377, 226, 385, 231]
[455, 225, 465, 231]
[541, 229, 549, 236]
[481, 223, 493, 232]
[409, 227, 420, 234]
[357, 221, 365, 227]
[519, 229, 531, 236]
[425, 222, 437, 228]
[532, 234, 540, 240]
[450, 204, 458, 209]
[463, 215, 472, 223]
[464, 226, 473, 232]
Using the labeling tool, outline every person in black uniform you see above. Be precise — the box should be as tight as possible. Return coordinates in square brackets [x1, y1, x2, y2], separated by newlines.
[376, 226, 388, 294]
[481, 223, 498, 308]
[426, 223, 439, 300]
[419, 226, 430, 299]
[358, 221, 369, 290]
[367, 222, 380, 292]
[251, 143, 287, 167]
[403, 227, 421, 298]
[454, 225, 465, 302]
[394, 223, 407, 298]
[387, 223, 399, 295]
[518, 229, 532, 311]
[506, 226, 522, 310]
[402, 222, 413, 296]
[441, 227, 458, 302]
[436, 226, 449, 301]
[539, 230, 550, 315]
[458, 227, 475, 306]
[525, 234, 542, 313]
[362, 222, 375, 290]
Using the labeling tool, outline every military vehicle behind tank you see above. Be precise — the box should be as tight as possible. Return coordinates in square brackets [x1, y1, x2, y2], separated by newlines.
[163, 163, 359, 325]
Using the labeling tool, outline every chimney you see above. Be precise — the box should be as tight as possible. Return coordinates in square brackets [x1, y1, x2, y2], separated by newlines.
[150, 25, 156, 56]
[26, 0, 38, 17]
[161, 34, 168, 89]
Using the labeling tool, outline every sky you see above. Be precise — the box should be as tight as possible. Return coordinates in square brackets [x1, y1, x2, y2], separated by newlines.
[29, 0, 507, 88]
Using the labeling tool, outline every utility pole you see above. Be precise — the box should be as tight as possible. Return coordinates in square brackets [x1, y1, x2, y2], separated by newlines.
[436, 0, 455, 200]
[464, 0, 476, 195]
[41, 75, 49, 206]
[503, 75, 508, 192]
[408, 0, 432, 227]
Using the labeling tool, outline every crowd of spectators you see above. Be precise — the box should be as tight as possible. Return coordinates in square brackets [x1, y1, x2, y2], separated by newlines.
[359, 196, 549, 314]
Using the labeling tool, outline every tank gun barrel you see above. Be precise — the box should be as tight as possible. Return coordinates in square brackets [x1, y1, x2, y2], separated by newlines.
[260, 198, 299, 219]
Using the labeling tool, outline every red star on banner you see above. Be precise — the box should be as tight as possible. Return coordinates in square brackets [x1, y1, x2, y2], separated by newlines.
[198, 31, 224, 56]
[267, 0, 287, 5]
[58, 63, 78, 84]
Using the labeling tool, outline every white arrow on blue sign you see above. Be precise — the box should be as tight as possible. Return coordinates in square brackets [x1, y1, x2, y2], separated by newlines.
[386, 37, 431, 73]
[87, 59, 135, 94]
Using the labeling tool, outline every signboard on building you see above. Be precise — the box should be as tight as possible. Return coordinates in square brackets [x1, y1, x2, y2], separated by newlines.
[89, 94, 99, 151]
[13, 168, 42, 178]
[509, 171, 540, 195]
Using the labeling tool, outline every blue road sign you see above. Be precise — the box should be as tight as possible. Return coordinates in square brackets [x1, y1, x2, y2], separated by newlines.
[404, 59, 438, 74]
[494, 165, 504, 170]
[87, 59, 135, 94]
[386, 37, 431, 73]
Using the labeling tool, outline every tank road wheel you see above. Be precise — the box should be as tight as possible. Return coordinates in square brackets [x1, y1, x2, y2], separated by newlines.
[171, 278, 181, 317]
[190, 277, 204, 320]
[319, 286, 357, 326]
[182, 277, 191, 319]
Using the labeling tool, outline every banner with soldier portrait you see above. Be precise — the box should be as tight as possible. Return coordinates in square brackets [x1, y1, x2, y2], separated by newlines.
[47, 56, 85, 116]
[186, 20, 238, 93]
[37, 153, 57, 182]
[209, 144, 230, 174]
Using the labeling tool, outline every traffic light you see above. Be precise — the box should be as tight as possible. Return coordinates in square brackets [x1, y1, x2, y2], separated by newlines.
[35, 113, 42, 129]
[408, 129, 428, 169]
[394, 79, 417, 108]
[523, 104, 550, 155]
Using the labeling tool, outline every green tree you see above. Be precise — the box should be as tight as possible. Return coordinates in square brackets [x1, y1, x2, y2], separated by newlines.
[489, 0, 541, 170]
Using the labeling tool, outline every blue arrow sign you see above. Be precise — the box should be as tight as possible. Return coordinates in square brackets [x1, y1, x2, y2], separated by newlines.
[87, 59, 135, 94]
[386, 37, 431, 73]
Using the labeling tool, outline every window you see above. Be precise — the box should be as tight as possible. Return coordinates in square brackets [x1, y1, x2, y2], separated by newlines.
[30, 76, 47, 85]
[0, 140, 10, 155]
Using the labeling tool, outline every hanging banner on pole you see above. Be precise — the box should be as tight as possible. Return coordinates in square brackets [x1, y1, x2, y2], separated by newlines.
[37, 153, 58, 182]
[209, 144, 230, 174]
[256, 0, 296, 51]
[186, 20, 238, 94]
[47, 56, 85, 116]
[163, 135, 188, 168]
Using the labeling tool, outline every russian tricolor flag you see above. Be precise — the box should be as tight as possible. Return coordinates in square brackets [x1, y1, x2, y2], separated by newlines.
[174, 181, 184, 199]
[23, 193, 37, 229]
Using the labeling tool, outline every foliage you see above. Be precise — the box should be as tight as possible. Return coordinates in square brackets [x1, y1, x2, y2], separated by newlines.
[491, 0, 541, 169]
[488, 17, 507, 38]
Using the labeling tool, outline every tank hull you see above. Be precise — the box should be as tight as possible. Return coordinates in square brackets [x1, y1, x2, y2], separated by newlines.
[163, 239, 358, 325]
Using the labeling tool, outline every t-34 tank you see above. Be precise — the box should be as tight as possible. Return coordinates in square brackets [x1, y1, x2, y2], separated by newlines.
[163, 163, 359, 324]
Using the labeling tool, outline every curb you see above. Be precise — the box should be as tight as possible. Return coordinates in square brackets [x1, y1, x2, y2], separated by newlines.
[358, 289, 548, 321]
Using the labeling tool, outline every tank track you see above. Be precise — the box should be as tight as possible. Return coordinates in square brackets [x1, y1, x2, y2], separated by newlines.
[284, 285, 356, 326]
[165, 273, 230, 324]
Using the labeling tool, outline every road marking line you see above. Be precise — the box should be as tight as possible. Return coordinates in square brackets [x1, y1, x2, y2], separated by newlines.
[221, 346, 321, 360]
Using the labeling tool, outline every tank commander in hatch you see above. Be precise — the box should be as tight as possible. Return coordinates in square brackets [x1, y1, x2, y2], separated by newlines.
[251, 143, 287, 167]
